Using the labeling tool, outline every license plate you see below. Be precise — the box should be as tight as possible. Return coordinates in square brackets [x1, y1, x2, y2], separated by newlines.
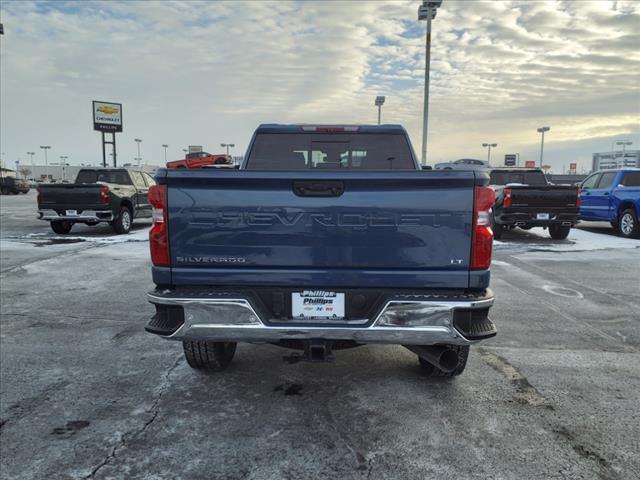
[292, 291, 345, 319]
[65, 210, 78, 216]
[537, 213, 550, 220]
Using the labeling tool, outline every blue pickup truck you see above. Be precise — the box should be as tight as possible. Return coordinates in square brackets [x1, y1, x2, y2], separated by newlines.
[580, 169, 640, 238]
[145, 124, 497, 378]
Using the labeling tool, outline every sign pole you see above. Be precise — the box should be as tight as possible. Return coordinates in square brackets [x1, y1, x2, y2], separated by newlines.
[101, 132, 106, 167]
[112, 133, 117, 167]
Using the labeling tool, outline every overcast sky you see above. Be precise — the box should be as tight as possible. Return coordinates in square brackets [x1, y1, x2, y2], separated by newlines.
[1, 0, 639, 172]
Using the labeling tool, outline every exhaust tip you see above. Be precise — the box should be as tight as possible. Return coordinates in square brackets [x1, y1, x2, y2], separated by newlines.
[439, 349, 459, 372]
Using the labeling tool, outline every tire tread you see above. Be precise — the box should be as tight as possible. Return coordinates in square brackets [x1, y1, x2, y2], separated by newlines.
[183, 340, 236, 370]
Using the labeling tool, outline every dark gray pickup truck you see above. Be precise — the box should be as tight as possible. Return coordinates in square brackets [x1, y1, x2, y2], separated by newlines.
[490, 168, 580, 239]
[37, 168, 155, 234]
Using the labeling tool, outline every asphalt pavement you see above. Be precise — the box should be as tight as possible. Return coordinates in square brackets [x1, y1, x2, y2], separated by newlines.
[1, 191, 639, 480]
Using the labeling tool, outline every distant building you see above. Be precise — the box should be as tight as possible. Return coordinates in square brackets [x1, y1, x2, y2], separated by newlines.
[592, 150, 640, 172]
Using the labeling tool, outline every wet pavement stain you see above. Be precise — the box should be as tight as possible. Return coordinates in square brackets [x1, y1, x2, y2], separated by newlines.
[32, 238, 87, 247]
[553, 427, 620, 480]
[51, 420, 90, 437]
[274, 383, 303, 396]
[479, 348, 552, 408]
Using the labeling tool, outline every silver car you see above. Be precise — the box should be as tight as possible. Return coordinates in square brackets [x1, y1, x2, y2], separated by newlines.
[434, 158, 490, 170]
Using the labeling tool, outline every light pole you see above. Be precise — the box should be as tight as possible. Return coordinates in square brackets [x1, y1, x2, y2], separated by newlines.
[375, 96, 385, 125]
[220, 143, 235, 156]
[134, 138, 142, 166]
[40, 145, 51, 180]
[482, 143, 497, 164]
[616, 141, 632, 154]
[162, 144, 169, 163]
[418, 0, 442, 166]
[537, 126, 550, 167]
[27, 151, 35, 173]
[60, 156, 68, 181]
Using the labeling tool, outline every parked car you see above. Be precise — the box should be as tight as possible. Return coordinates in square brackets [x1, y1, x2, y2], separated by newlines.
[37, 168, 155, 234]
[0, 176, 30, 195]
[166, 152, 233, 169]
[489, 168, 580, 240]
[434, 158, 489, 171]
[145, 124, 497, 378]
[579, 169, 640, 238]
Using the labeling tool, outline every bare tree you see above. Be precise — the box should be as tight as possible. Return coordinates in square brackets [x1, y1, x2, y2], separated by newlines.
[19, 167, 32, 179]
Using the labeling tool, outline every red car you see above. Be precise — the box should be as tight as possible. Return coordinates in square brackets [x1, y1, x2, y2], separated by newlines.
[167, 152, 233, 169]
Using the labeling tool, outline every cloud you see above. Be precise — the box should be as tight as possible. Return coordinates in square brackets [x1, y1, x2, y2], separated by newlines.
[0, 0, 638, 173]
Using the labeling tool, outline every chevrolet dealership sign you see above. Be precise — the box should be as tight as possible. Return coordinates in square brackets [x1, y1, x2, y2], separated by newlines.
[93, 101, 123, 132]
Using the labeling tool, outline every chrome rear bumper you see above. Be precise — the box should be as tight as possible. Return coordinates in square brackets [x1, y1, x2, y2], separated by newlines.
[146, 290, 495, 346]
[38, 209, 114, 222]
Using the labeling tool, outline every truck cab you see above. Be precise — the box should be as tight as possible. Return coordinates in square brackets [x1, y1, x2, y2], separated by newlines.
[145, 125, 497, 377]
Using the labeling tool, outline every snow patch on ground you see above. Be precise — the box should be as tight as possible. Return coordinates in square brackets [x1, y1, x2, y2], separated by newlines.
[494, 227, 639, 253]
[19, 228, 150, 245]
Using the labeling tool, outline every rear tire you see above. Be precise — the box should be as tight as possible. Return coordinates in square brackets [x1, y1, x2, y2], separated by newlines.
[492, 217, 504, 240]
[549, 225, 570, 239]
[418, 345, 469, 378]
[183, 340, 237, 370]
[112, 206, 132, 234]
[50, 221, 73, 234]
[618, 208, 639, 238]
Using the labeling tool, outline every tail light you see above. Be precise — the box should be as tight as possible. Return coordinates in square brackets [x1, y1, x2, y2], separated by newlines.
[148, 185, 170, 266]
[471, 186, 495, 270]
[576, 188, 581, 208]
[99, 186, 110, 204]
[503, 188, 512, 208]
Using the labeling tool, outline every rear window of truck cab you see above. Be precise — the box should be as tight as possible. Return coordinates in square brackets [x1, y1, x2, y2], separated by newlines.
[76, 170, 132, 185]
[489, 170, 547, 186]
[246, 133, 416, 170]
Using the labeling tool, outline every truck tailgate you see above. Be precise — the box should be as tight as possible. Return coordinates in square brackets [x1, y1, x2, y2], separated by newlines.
[164, 170, 479, 289]
[509, 186, 578, 207]
[38, 184, 104, 210]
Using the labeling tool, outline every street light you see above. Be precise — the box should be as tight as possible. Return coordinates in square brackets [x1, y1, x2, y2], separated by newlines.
[220, 143, 235, 156]
[616, 141, 632, 154]
[418, 0, 443, 166]
[60, 156, 68, 182]
[375, 96, 386, 125]
[162, 144, 169, 163]
[26, 151, 35, 168]
[134, 138, 142, 166]
[482, 143, 497, 164]
[39, 146, 51, 165]
[536, 126, 550, 167]
[40, 145, 51, 180]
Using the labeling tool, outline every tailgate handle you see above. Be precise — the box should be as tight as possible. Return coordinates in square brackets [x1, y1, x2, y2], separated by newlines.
[293, 181, 344, 197]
